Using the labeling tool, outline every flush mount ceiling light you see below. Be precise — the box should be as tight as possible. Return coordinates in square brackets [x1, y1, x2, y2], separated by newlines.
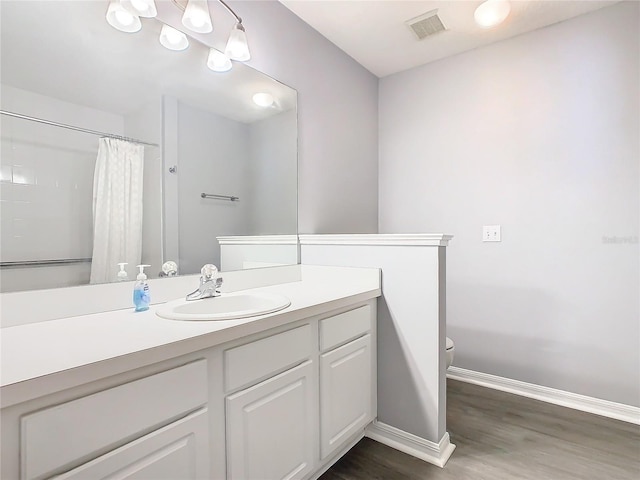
[252, 93, 274, 107]
[474, 0, 511, 29]
[160, 24, 189, 51]
[105, 0, 251, 72]
[106, 0, 142, 33]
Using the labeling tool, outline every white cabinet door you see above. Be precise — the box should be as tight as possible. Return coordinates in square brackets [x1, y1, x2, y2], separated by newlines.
[22, 360, 208, 480]
[320, 334, 373, 459]
[226, 361, 316, 480]
[52, 408, 209, 480]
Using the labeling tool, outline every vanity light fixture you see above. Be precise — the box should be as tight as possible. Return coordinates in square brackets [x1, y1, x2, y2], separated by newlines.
[182, 0, 213, 34]
[225, 22, 250, 61]
[252, 93, 274, 108]
[159, 24, 189, 51]
[105, 0, 142, 33]
[207, 48, 232, 72]
[121, 0, 157, 18]
[474, 0, 511, 28]
[105, 0, 250, 72]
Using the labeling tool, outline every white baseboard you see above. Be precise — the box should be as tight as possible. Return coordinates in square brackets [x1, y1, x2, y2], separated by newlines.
[447, 366, 640, 425]
[365, 420, 456, 468]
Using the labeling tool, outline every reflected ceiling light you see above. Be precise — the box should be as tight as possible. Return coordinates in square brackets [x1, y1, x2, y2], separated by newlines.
[225, 22, 250, 61]
[106, 0, 142, 33]
[252, 93, 274, 108]
[182, 0, 213, 33]
[121, 0, 157, 18]
[207, 48, 232, 72]
[160, 24, 189, 51]
[474, 0, 511, 28]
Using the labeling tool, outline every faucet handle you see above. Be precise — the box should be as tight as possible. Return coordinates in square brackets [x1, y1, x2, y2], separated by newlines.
[201, 264, 219, 280]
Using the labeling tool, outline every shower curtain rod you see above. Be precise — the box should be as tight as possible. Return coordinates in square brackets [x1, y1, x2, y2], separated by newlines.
[0, 110, 160, 147]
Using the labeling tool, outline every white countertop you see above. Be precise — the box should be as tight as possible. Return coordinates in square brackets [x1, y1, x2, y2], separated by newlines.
[0, 265, 380, 407]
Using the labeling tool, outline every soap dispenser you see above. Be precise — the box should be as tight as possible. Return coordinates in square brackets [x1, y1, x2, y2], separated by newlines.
[133, 264, 151, 312]
[117, 263, 129, 282]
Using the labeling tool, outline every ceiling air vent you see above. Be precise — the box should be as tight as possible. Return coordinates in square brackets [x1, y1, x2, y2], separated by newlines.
[406, 10, 446, 40]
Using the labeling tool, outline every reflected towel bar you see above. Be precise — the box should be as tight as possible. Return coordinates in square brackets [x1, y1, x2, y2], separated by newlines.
[0, 258, 92, 268]
[201, 193, 239, 202]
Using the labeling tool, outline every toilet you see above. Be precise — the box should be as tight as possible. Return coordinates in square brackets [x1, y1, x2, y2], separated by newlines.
[446, 337, 455, 369]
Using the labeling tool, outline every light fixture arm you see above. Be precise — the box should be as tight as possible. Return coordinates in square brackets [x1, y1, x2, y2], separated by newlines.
[217, 0, 242, 24]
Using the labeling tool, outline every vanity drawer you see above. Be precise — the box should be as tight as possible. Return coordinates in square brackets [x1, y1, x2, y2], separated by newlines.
[224, 324, 312, 392]
[21, 360, 207, 480]
[319, 306, 372, 352]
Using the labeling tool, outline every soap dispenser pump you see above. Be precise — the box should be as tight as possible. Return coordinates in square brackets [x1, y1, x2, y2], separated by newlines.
[133, 264, 151, 312]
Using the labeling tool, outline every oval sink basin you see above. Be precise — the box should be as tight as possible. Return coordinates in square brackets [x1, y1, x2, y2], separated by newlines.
[156, 292, 291, 321]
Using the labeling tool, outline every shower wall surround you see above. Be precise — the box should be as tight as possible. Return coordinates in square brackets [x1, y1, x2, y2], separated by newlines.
[0, 86, 121, 291]
[0, 85, 162, 291]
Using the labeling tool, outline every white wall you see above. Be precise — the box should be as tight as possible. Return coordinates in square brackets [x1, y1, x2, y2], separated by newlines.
[176, 101, 251, 274]
[379, 2, 639, 406]
[247, 109, 297, 235]
[230, 0, 379, 234]
[301, 239, 448, 446]
[0, 85, 124, 291]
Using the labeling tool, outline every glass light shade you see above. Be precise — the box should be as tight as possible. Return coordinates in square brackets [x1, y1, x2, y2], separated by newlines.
[106, 0, 141, 33]
[225, 23, 250, 62]
[252, 93, 274, 108]
[207, 48, 232, 72]
[159, 24, 189, 51]
[474, 0, 511, 28]
[121, 0, 157, 18]
[182, 0, 213, 34]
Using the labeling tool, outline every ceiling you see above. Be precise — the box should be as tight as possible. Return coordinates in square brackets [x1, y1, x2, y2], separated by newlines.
[279, 0, 621, 77]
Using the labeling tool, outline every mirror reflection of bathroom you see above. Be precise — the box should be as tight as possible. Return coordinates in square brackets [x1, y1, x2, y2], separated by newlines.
[0, 0, 298, 293]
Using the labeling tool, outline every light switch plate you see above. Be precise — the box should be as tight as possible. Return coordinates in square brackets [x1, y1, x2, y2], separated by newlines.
[483, 225, 501, 242]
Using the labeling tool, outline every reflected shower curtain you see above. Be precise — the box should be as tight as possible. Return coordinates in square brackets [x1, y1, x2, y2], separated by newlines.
[90, 138, 144, 284]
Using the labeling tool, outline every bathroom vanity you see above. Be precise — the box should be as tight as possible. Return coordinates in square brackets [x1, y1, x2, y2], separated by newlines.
[0, 266, 380, 480]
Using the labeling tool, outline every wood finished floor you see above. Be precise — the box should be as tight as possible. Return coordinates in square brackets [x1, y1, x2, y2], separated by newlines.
[320, 379, 640, 480]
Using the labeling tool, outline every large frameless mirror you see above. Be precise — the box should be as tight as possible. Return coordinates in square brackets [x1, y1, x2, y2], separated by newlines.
[0, 0, 298, 293]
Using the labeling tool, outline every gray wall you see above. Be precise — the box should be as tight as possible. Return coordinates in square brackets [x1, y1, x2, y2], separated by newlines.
[230, 0, 379, 234]
[247, 109, 298, 235]
[379, 2, 639, 406]
[177, 102, 251, 273]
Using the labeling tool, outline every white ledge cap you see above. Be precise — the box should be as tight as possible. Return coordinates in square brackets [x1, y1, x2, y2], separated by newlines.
[217, 235, 299, 245]
[298, 234, 453, 247]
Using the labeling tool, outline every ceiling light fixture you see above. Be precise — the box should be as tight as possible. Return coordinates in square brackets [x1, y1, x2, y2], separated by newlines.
[252, 93, 274, 107]
[474, 0, 511, 29]
[105, 0, 141, 33]
[159, 24, 189, 51]
[105, 0, 251, 73]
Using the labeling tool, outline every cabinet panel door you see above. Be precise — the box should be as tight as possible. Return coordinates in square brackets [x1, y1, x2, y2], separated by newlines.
[52, 408, 209, 480]
[23, 360, 207, 480]
[320, 334, 372, 459]
[226, 361, 316, 480]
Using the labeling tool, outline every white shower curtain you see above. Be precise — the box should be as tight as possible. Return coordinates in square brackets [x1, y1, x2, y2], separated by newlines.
[90, 138, 144, 284]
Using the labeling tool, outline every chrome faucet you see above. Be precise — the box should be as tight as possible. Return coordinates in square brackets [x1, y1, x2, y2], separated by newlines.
[186, 264, 223, 301]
